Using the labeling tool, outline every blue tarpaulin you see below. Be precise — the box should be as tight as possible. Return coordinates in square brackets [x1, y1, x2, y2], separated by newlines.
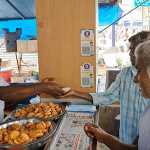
[0, 0, 35, 20]
[0, 19, 37, 39]
[0, 0, 36, 40]
[134, 0, 150, 6]
[98, 4, 123, 26]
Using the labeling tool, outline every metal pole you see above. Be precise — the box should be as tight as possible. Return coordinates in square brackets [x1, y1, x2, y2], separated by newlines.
[5, 0, 25, 19]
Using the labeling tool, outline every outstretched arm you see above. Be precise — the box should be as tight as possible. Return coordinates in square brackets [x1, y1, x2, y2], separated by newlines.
[84, 123, 138, 150]
[60, 70, 125, 105]
[0, 82, 64, 107]
[101, 132, 137, 150]
[61, 89, 93, 102]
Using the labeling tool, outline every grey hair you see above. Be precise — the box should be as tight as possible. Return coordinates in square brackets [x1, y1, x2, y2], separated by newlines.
[135, 40, 150, 78]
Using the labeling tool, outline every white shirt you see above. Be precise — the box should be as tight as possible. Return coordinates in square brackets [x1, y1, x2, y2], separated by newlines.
[139, 105, 150, 150]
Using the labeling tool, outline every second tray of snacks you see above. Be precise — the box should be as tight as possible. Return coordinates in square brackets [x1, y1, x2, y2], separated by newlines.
[12, 102, 66, 121]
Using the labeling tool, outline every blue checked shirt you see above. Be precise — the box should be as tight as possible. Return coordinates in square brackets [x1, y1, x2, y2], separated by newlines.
[90, 66, 150, 144]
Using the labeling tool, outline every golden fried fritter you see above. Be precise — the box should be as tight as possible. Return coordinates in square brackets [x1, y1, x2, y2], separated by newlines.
[0, 121, 53, 145]
[9, 130, 20, 140]
[15, 103, 63, 119]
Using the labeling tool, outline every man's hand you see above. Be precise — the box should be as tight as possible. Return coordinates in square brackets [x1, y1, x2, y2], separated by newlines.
[59, 88, 74, 98]
[84, 123, 138, 150]
[41, 82, 65, 98]
[84, 123, 107, 143]
[58, 88, 93, 102]
[39, 77, 66, 98]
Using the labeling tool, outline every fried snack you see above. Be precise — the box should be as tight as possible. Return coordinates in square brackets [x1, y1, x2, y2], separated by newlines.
[15, 103, 64, 119]
[0, 121, 52, 145]
[9, 130, 20, 140]
[7, 124, 22, 131]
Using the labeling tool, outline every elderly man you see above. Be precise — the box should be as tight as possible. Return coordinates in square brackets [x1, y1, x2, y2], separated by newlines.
[84, 40, 150, 150]
[60, 31, 150, 144]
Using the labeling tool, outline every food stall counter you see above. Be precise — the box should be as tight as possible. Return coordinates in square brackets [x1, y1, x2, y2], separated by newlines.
[44, 104, 99, 150]
[1, 98, 99, 150]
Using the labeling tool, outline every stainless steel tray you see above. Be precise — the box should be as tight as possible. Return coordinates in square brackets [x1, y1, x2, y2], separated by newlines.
[10, 103, 66, 121]
[0, 118, 57, 150]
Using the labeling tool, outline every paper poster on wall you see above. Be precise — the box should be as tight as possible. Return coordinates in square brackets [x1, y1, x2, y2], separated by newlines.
[80, 29, 95, 56]
[80, 63, 94, 88]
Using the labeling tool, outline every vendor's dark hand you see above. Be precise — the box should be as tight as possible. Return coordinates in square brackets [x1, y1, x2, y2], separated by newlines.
[41, 82, 65, 98]
[84, 123, 107, 143]
[47, 85, 65, 98]
[59, 88, 75, 98]
[41, 77, 58, 86]
[42, 77, 55, 82]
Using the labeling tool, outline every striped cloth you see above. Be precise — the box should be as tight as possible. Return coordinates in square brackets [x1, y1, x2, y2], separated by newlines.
[91, 66, 150, 144]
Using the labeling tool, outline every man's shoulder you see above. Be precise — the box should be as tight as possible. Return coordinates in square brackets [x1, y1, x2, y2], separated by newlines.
[119, 66, 132, 76]
[139, 106, 150, 131]
[142, 106, 150, 119]
[139, 106, 150, 150]
[121, 66, 132, 72]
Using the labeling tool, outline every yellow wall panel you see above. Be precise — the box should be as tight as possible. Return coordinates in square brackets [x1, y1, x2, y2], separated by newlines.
[36, 0, 96, 92]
